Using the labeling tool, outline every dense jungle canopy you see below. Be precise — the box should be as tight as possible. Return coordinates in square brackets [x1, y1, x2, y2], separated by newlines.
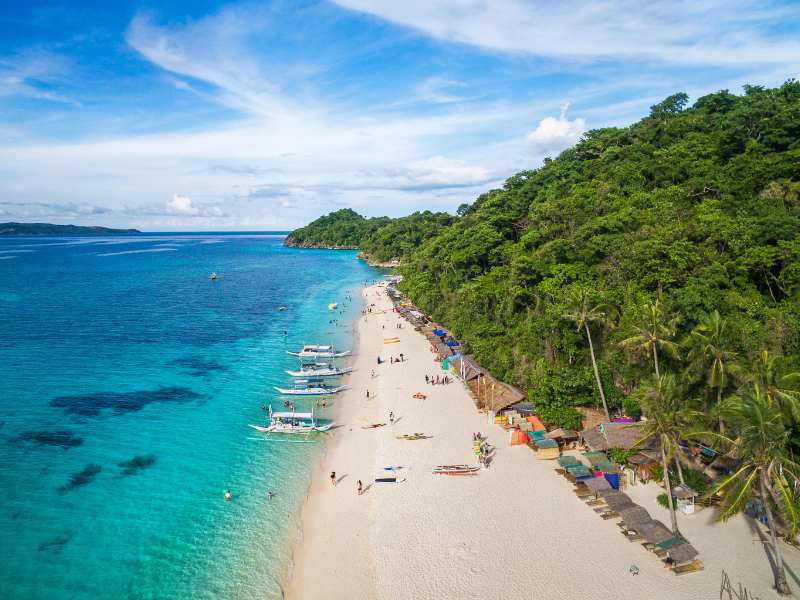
[286, 82, 800, 429]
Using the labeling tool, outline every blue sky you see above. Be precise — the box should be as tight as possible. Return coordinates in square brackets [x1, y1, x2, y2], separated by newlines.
[0, 0, 798, 230]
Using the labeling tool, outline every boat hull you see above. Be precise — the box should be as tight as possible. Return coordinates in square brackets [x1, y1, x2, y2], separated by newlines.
[274, 386, 346, 396]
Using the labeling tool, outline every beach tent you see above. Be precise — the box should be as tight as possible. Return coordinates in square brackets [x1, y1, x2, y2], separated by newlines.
[526, 415, 546, 431]
[536, 438, 561, 459]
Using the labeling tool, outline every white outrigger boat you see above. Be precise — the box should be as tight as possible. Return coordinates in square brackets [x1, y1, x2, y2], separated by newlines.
[274, 383, 347, 396]
[285, 365, 353, 378]
[249, 406, 333, 434]
[287, 344, 350, 359]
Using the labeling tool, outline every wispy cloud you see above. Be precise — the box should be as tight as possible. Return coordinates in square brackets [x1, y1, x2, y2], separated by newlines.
[333, 0, 800, 66]
[0, 49, 75, 104]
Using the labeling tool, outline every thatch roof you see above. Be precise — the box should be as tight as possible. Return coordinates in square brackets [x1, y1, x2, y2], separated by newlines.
[638, 521, 673, 544]
[599, 491, 635, 511]
[619, 506, 652, 527]
[451, 355, 525, 413]
[668, 543, 699, 563]
[583, 477, 612, 492]
[581, 421, 648, 451]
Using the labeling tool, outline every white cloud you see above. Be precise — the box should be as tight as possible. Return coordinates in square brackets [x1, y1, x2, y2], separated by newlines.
[415, 77, 466, 104]
[167, 193, 195, 214]
[526, 103, 586, 155]
[332, 0, 800, 66]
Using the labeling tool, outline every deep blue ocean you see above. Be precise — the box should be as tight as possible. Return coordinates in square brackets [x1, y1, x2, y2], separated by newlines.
[0, 234, 375, 599]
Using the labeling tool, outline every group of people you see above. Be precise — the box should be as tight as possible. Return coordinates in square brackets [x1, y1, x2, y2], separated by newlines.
[473, 432, 493, 467]
[425, 374, 450, 385]
[331, 471, 364, 496]
[376, 353, 405, 365]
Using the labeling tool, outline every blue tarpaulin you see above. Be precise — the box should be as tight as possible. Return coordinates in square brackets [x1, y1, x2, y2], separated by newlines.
[446, 340, 459, 347]
[432, 328, 446, 337]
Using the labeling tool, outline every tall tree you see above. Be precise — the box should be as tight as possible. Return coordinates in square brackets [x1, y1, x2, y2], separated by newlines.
[704, 389, 800, 595]
[620, 298, 679, 378]
[635, 374, 699, 536]
[562, 288, 615, 421]
[686, 310, 738, 422]
[751, 350, 800, 423]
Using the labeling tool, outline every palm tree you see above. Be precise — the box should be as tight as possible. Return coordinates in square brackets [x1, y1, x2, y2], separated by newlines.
[704, 389, 800, 595]
[620, 297, 679, 378]
[562, 289, 614, 421]
[634, 374, 700, 536]
[752, 350, 800, 423]
[686, 310, 738, 425]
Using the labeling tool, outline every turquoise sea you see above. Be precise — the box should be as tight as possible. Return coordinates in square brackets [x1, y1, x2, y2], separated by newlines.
[0, 234, 375, 599]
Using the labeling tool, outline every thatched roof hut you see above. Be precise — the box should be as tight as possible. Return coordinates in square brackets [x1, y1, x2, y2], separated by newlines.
[668, 543, 699, 564]
[619, 506, 652, 528]
[581, 421, 648, 451]
[638, 521, 673, 545]
[599, 491, 635, 511]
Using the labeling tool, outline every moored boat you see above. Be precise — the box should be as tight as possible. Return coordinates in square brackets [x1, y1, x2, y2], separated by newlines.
[285, 366, 353, 378]
[274, 384, 347, 396]
[287, 344, 350, 359]
[249, 406, 333, 434]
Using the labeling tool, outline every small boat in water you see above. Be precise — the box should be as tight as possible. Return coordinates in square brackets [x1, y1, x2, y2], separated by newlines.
[287, 344, 350, 359]
[274, 384, 347, 396]
[249, 406, 333, 434]
[328, 302, 338, 311]
[285, 366, 353, 378]
[209, 272, 218, 280]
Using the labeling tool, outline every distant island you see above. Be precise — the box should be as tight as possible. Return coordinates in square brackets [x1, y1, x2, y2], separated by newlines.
[283, 208, 454, 266]
[0, 222, 141, 236]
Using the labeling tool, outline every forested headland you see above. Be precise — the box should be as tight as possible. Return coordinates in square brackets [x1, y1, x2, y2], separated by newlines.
[286, 82, 800, 431]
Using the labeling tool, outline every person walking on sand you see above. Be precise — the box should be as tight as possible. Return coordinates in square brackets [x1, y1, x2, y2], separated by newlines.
[389, 411, 395, 424]
[330, 471, 336, 486]
[357, 480, 363, 495]
[366, 389, 370, 399]
[425, 375, 429, 384]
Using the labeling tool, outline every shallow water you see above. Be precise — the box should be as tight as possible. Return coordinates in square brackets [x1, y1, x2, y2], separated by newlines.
[0, 234, 375, 599]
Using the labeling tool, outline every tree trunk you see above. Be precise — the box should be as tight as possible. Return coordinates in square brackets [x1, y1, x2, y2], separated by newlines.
[674, 457, 685, 486]
[661, 441, 680, 536]
[760, 469, 791, 595]
[652, 344, 661, 379]
[716, 384, 725, 433]
[585, 323, 610, 421]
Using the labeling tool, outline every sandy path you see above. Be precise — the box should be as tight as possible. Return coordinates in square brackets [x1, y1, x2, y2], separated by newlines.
[286, 283, 800, 600]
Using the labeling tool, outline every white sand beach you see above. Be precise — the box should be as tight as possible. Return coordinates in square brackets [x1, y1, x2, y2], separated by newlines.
[285, 283, 800, 599]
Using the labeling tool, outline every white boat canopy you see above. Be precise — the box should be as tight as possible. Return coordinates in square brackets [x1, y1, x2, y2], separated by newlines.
[272, 412, 314, 419]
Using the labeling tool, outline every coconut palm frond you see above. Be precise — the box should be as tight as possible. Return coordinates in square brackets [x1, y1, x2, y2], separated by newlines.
[715, 468, 759, 522]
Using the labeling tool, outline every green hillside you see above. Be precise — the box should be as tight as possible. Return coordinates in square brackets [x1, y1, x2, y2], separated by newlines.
[289, 82, 800, 428]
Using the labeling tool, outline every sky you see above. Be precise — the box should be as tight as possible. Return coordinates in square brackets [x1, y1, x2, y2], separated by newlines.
[0, 1, 798, 231]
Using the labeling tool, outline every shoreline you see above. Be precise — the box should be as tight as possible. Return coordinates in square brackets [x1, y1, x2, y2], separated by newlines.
[283, 283, 800, 600]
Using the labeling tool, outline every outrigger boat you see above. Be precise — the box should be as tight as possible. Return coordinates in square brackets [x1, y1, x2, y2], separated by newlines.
[249, 406, 333, 434]
[287, 344, 350, 359]
[274, 383, 347, 396]
[431, 464, 482, 476]
[285, 365, 353, 378]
